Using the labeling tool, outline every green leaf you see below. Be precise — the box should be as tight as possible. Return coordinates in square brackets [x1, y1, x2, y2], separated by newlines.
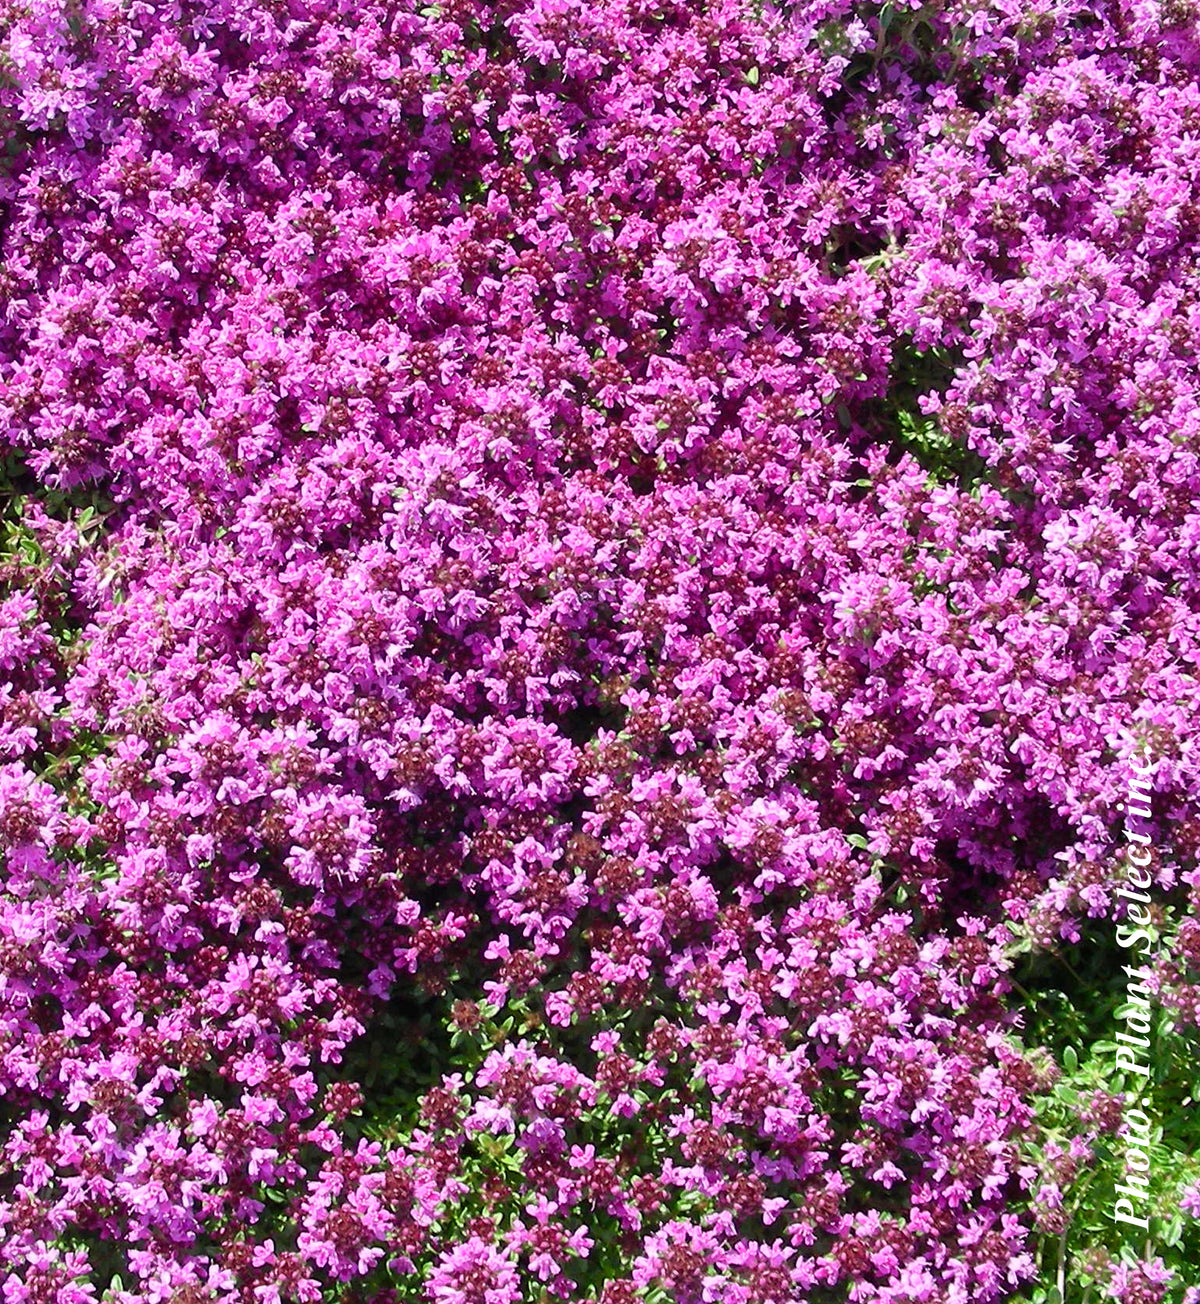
[1063, 1045, 1078, 1073]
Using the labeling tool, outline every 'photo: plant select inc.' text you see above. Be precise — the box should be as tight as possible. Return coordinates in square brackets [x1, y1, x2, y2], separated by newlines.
[1111, 746, 1160, 1236]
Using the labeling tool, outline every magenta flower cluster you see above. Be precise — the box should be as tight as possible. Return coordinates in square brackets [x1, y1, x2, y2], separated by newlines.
[0, 0, 1198, 1302]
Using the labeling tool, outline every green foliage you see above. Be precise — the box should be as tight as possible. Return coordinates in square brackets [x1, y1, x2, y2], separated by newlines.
[1006, 906, 1200, 1301]
[817, 1, 979, 93]
[0, 450, 119, 828]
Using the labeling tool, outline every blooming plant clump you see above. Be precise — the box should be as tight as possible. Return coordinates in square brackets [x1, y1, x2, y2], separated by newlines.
[1, 0, 1200, 1301]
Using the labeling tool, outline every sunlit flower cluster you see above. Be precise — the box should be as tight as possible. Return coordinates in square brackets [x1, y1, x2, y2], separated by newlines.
[0, 0, 1197, 1301]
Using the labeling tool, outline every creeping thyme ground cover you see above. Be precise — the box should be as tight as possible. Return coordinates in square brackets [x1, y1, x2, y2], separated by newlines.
[2, 0, 1200, 1301]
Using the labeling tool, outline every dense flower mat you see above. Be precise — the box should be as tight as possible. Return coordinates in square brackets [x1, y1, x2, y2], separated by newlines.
[2, 0, 1200, 1301]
